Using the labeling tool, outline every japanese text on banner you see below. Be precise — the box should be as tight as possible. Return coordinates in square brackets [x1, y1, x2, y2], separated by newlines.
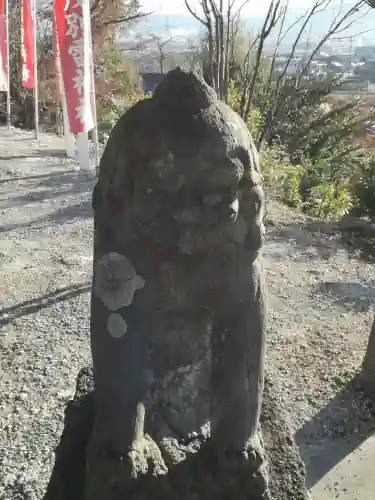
[53, 0, 94, 133]
[21, 0, 35, 88]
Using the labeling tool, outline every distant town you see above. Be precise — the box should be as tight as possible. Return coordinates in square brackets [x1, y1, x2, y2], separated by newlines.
[275, 40, 375, 93]
[116, 7, 375, 95]
[120, 35, 375, 94]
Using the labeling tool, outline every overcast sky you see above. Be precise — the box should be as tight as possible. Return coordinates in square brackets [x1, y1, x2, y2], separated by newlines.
[137, 0, 373, 43]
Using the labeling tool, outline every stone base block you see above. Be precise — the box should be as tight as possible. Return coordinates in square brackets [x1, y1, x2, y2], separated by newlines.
[43, 368, 309, 500]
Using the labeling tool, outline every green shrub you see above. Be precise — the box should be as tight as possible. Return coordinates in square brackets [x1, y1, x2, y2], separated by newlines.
[353, 152, 375, 218]
[260, 146, 358, 219]
[281, 166, 303, 208]
[260, 147, 303, 207]
[227, 79, 262, 137]
[306, 181, 355, 218]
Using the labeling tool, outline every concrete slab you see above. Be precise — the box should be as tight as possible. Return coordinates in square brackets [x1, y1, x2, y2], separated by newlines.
[310, 435, 375, 499]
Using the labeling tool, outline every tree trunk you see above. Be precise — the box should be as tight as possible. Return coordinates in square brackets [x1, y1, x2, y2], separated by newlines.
[361, 315, 375, 398]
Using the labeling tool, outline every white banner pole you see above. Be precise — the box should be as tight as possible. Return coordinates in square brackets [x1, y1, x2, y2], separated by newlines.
[88, 26, 100, 175]
[5, 0, 10, 129]
[54, 32, 75, 156]
[77, 131, 89, 171]
[32, 0, 39, 140]
[75, 0, 93, 173]
[61, 88, 75, 158]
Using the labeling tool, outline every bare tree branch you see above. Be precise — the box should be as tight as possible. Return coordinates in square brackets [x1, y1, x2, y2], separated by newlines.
[185, 0, 208, 26]
[300, 0, 368, 75]
[241, 0, 283, 117]
[102, 11, 155, 26]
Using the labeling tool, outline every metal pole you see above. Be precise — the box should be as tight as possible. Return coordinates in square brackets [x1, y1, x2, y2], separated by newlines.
[5, 0, 10, 129]
[33, 0, 39, 140]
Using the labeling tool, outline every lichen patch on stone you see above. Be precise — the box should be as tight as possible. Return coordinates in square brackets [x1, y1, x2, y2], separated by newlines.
[107, 312, 127, 338]
[93, 252, 145, 311]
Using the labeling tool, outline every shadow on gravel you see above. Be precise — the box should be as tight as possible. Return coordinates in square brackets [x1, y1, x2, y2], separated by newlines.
[0, 169, 79, 184]
[0, 150, 67, 160]
[1, 177, 94, 209]
[0, 200, 93, 232]
[265, 221, 343, 261]
[266, 219, 375, 264]
[0, 168, 95, 229]
[295, 374, 375, 488]
[0, 282, 91, 326]
[311, 280, 375, 313]
[0, 168, 95, 212]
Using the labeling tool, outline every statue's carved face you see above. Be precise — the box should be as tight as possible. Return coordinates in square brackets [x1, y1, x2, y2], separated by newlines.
[132, 143, 244, 252]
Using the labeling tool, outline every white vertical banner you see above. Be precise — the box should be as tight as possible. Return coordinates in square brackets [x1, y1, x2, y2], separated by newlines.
[61, 92, 76, 158]
[77, 129, 89, 172]
[21, 0, 39, 139]
[52, 11, 75, 157]
[88, 26, 100, 175]
[5, 0, 9, 129]
[76, 0, 92, 171]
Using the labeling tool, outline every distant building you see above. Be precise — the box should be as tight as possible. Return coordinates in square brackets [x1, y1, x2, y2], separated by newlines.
[274, 57, 301, 75]
[354, 61, 375, 83]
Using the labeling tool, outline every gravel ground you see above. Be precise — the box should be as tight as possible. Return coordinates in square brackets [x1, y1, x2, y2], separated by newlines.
[0, 126, 374, 498]
[0, 128, 97, 498]
[264, 204, 375, 430]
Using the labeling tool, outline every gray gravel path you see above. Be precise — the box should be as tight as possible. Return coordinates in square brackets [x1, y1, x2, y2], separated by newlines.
[0, 128, 96, 498]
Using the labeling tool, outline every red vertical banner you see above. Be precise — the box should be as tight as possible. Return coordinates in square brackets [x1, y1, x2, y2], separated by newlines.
[21, 0, 35, 88]
[0, 0, 8, 91]
[53, 0, 94, 133]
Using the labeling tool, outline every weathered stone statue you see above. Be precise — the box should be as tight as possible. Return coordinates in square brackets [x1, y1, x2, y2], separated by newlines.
[85, 66, 267, 499]
[44, 68, 309, 500]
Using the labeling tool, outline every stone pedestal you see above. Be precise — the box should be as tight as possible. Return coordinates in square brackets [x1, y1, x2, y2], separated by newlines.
[43, 368, 309, 500]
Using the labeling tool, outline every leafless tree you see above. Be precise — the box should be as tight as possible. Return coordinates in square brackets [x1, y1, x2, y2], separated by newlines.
[185, 0, 371, 141]
[239, 1, 284, 116]
[185, 0, 254, 100]
[122, 27, 184, 75]
[153, 32, 179, 75]
[90, 0, 154, 28]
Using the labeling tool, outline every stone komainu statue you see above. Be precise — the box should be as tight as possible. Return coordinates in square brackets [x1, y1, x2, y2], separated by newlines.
[87, 67, 268, 499]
